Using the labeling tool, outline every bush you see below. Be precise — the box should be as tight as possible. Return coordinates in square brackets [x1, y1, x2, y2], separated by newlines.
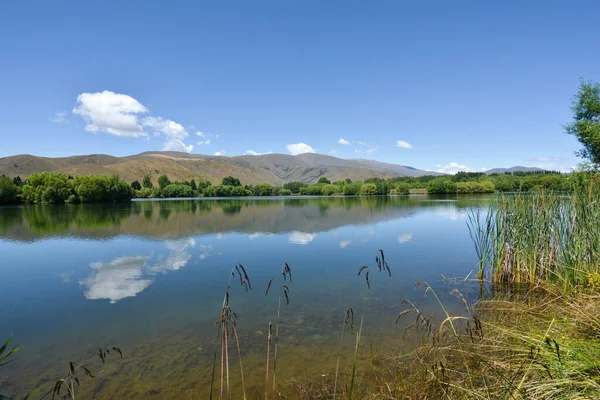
[131, 180, 142, 190]
[158, 174, 171, 189]
[360, 183, 378, 195]
[321, 184, 340, 196]
[253, 183, 274, 196]
[278, 188, 292, 196]
[135, 187, 154, 198]
[394, 182, 411, 195]
[160, 183, 194, 198]
[343, 182, 362, 195]
[317, 177, 331, 184]
[21, 172, 74, 204]
[222, 176, 242, 187]
[283, 181, 306, 194]
[300, 185, 323, 195]
[427, 178, 457, 194]
[230, 186, 252, 196]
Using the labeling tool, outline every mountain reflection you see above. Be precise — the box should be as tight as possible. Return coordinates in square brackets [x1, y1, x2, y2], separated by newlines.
[80, 238, 196, 303]
[0, 196, 489, 242]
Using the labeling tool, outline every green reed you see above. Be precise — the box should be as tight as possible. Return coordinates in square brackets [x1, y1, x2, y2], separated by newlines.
[468, 174, 600, 286]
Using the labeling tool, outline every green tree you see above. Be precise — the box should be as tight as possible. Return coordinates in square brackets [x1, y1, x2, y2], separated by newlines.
[0, 175, 20, 204]
[21, 172, 74, 204]
[230, 186, 252, 196]
[131, 180, 142, 190]
[190, 179, 197, 191]
[360, 183, 378, 195]
[321, 184, 340, 196]
[253, 183, 274, 196]
[12, 176, 23, 186]
[427, 178, 457, 194]
[343, 182, 362, 195]
[565, 80, 600, 164]
[278, 188, 292, 196]
[283, 181, 306, 194]
[222, 176, 242, 187]
[317, 177, 331, 184]
[143, 175, 153, 188]
[300, 185, 323, 195]
[158, 174, 171, 189]
[161, 183, 194, 198]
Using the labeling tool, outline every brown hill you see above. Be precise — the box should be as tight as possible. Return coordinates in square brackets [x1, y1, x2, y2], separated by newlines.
[0, 151, 440, 185]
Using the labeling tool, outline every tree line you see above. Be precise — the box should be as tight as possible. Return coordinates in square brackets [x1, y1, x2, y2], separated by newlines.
[0, 169, 573, 205]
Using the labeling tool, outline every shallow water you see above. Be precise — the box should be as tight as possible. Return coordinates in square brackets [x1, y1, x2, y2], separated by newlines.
[0, 195, 490, 398]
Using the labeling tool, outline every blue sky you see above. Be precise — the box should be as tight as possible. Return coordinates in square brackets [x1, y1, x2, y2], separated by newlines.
[1, 1, 598, 173]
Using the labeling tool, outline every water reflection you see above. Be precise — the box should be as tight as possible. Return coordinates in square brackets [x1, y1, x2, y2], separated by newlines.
[80, 255, 152, 303]
[80, 238, 197, 303]
[397, 233, 413, 244]
[0, 196, 492, 242]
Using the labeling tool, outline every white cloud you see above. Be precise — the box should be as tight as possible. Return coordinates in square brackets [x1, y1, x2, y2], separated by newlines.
[436, 162, 474, 174]
[329, 149, 338, 155]
[530, 156, 563, 162]
[358, 141, 367, 146]
[73, 91, 148, 137]
[52, 112, 70, 124]
[354, 149, 362, 154]
[366, 148, 376, 155]
[213, 151, 226, 156]
[196, 131, 206, 137]
[159, 238, 196, 272]
[395, 140, 412, 149]
[72, 90, 195, 153]
[197, 139, 211, 145]
[338, 138, 351, 145]
[340, 240, 352, 248]
[288, 231, 316, 245]
[244, 150, 272, 156]
[80, 256, 153, 303]
[397, 233, 413, 244]
[286, 143, 316, 155]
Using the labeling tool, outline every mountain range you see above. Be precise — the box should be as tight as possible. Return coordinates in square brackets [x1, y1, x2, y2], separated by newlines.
[0, 152, 542, 185]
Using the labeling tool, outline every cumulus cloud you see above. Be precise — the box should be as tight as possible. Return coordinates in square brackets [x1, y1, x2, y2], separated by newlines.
[213, 151, 226, 156]
[338, 138, 351, 145]
[197, 139, 211, 145]
[80, 256, 152, 303]
[154, 238, 196, 272]
[288, 231, 316, 245]
[286, 143, 316, 155]
[435, 162, 474, 174]
[52, 112, 70, 124]
[72, 90, 195, 153]
[328, 149, 338, 155]
[357, 141, 367, 146]
[395, 140, 412, 149]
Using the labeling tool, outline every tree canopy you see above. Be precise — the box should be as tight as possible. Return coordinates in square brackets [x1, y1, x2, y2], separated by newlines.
[565, 80, 600, 164]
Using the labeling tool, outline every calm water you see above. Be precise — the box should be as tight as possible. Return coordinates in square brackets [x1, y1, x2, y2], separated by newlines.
[0, 196, 490, 398]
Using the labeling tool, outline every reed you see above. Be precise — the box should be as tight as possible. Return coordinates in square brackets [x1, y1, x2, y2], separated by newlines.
[264, 262, 292, 398]
[468, 174, 600, 286]
[210, 264, 251, 400]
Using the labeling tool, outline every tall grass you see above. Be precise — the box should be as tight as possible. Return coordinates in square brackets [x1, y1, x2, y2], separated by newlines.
[468, 175, 600, 286]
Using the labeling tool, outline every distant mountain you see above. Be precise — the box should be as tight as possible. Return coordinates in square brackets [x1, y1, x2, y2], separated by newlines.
[0, 151, 440, 185]
[483, 166, 545, 175]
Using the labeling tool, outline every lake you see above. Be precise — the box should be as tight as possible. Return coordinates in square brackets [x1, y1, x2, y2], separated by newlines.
[0, 195, 490, 399]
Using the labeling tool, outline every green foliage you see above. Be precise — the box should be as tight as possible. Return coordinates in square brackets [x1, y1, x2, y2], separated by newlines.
[253, 183, 274, 196]
[359, 183, 378, 195]
[12, 176, 23, 186]
[278, 188, 292, 196]
[190, 179, 197, 191]
[160, 183, 194, 198]
[222, 176, 242, 187]
[300, 185, 323, 195]
[230, 186, 252, 196]
[427, 178, 457, 194]
[0, 175, 20, 204]
[142, 175, 153, 189]
[21, 172, 74, 204]
[158, 174, 171, 189]
[196, 180, 212, 194]
[321, 184, 340, 196]
[455, 181, 495, 194]
[565, 80, 600, 164]
[283, 181, 306, 194]
[317, 177, 331, 184]
[393, 182, 410, 195]
[135, 187, 154, 198]
[343, 182, 362, 195]
[131, 180, 142, 190]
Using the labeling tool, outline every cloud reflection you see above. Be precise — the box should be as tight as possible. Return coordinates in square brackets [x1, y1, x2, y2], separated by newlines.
[397, 233, 413, 244]
[81, 238, 198, 303]
[80, 256, 153, 304]
[340, 240, 352, 248]
[288, 231, 316, 245]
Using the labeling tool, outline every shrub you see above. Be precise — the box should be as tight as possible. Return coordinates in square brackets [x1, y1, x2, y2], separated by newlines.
[160, 183, 194, 198]
[360, 183, 378, 195]
[0, 175, 20, 204]
[321, 184, 340, 196]
[278, 188, 292, 196]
